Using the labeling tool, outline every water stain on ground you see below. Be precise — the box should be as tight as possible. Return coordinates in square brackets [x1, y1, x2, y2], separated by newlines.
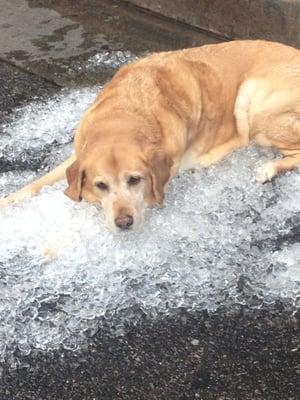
[0, 0, 218, 86]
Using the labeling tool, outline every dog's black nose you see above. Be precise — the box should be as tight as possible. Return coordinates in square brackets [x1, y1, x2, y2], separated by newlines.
[115, 215, 134, 230]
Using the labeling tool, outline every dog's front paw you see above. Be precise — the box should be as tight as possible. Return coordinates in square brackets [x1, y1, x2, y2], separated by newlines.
[0, 196, 15, 208]
[0, 189, 31, 208]
[255, 162, 277, 183]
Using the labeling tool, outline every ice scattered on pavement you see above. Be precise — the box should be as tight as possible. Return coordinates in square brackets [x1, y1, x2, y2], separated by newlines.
[0, 87, 299, 365]
[86, 50, 137, 69]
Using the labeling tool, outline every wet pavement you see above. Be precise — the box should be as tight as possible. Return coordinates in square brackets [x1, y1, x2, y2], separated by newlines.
[0, 0, 218, 86]
[0, 1, 299, 399]
[1, 308, 299, 400]
[0, 61, 59, 123]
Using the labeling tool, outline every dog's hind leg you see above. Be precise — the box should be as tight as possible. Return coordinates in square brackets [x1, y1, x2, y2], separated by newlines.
[0, 154, 76, 207]
[256, 149, 300, 183]
[234, 77, 300, 182]
[254, 111, 300, 182]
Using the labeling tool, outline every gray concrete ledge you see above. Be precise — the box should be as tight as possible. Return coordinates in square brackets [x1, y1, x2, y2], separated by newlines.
[123, 0, 300, 48]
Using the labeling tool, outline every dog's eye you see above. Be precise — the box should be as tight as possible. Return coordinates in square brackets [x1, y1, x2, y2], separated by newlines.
[95, 181, 109, 190]
[128, 176, 141, 186]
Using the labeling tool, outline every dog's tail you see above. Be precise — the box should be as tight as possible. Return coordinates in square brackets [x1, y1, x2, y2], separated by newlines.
[0, 154, 76, 208]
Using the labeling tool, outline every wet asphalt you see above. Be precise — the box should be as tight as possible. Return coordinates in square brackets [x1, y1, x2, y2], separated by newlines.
[0, 307, 299, 400]
[0, 1, 299, 399]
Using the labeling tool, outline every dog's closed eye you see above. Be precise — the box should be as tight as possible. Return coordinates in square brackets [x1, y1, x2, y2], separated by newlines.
[95, 181, 109, 190]
[127, 176, 141, 186]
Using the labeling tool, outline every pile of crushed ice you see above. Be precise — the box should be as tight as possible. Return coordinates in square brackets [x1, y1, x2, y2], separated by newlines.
[0, 88, 299, 366]
[0, 87, 100, 172]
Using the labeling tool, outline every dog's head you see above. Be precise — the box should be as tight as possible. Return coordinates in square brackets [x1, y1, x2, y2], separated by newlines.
[64, 121, 172, 232]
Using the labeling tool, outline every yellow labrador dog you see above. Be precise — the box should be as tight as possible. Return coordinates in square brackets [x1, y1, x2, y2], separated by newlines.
[1, 40, 300, 232]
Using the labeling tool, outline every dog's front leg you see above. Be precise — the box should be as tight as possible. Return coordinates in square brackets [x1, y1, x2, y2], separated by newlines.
[0, 155, 76, 208]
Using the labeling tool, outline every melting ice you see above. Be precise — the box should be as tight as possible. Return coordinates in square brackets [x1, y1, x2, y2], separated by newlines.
[86, 50, 137, 69]
[0, 87, 100, 172]
[0, 87, 299, 365]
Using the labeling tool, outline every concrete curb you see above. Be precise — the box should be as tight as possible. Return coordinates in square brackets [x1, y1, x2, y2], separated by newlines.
[123, 0, 300, 48]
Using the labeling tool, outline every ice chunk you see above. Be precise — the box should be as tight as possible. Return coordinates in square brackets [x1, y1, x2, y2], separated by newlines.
[0, 88, 299, 366]
[86, 50, 138, 70]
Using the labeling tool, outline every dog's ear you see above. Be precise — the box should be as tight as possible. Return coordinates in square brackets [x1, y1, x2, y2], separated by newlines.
[64, 160, 85, 202]
[148, 152, 172, 204]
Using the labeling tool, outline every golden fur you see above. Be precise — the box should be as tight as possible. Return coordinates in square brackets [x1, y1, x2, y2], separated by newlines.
[1, 40, 300, 231]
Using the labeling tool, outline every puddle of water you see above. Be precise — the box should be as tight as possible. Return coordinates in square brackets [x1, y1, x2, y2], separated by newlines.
[0, 88, 299, 367]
